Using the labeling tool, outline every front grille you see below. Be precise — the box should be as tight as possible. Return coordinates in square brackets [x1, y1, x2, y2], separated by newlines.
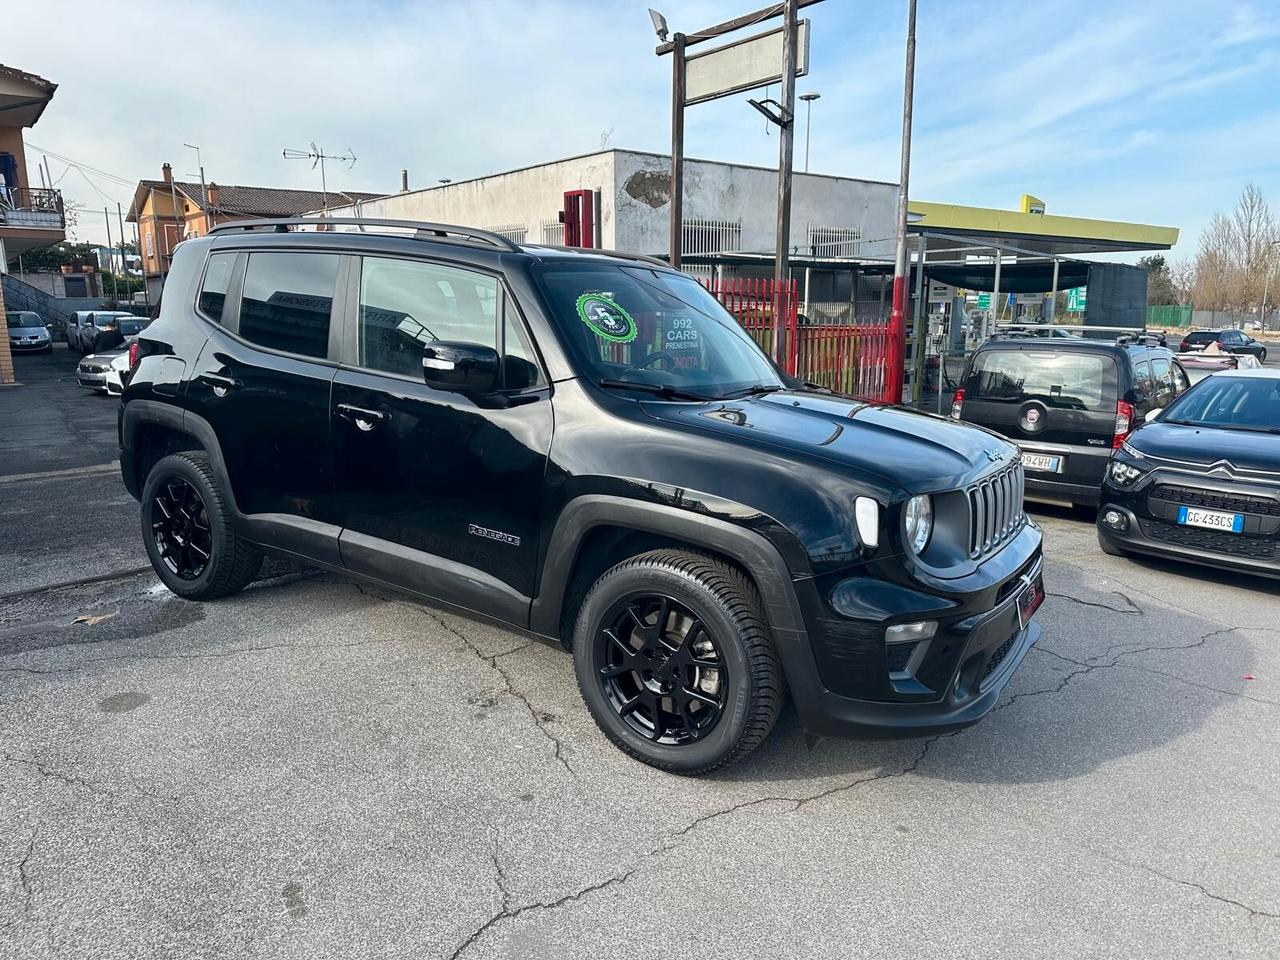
[1140, 518, 1276, 559]
[983, 635, 1017, 682]
[967, 461, 1026, 559]
[1151, 484, 1280, 518]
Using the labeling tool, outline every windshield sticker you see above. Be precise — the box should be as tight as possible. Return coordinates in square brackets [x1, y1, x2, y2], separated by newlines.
[665, 315, 701, 351]
[577, 294, 637, 343]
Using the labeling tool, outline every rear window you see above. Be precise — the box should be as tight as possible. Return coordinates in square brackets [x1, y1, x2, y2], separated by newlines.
[1184, 331, 1218, 344]
[966, 349, 1117, 411]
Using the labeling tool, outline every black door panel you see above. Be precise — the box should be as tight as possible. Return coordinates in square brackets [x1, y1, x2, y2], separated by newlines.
[331, 368, 552, 615]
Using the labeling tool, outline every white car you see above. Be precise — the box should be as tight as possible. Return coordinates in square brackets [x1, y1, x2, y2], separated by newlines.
[104, 351, 131, 397]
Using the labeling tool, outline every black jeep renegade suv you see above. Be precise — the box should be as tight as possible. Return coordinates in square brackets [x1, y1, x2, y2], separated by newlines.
[119, 218, 1045, 774]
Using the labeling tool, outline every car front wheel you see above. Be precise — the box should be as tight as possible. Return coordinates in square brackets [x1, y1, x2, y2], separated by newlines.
[141, 451, 262, 600]
[573, 549, 783, 775]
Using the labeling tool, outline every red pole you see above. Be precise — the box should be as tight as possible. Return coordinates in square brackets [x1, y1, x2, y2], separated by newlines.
[886, 0, 918, 405]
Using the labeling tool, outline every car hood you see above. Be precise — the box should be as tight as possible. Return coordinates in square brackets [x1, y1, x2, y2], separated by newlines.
[640, 390, 1015, 492]
[8, 326, 48, 336]
[1131, 421, 1280, 476]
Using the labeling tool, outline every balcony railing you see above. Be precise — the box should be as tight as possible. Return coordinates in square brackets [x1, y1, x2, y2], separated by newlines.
[0, 186, 65, 229]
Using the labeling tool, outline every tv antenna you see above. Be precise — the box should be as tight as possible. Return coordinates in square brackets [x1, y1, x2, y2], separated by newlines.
[282, 142, 357, 214]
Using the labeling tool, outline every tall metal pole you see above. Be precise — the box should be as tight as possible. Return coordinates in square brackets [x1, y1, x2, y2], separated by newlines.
[911, 233, 926, 405]
[116, 202, 130, 305]
[103, 208, 118, 305]
[1048, 257, 1060, 323]
[886, 0, 917, 404]
[771, 0, 799, 367]
[669, 33, 686, 269]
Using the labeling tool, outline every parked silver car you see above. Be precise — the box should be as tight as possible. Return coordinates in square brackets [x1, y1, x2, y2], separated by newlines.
[6, 311, 53, 354]
[72, 311, 139, 354]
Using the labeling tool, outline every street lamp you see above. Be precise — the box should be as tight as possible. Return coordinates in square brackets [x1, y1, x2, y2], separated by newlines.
[1260, 238, 1280, 332]
[800, 92, 821, 173]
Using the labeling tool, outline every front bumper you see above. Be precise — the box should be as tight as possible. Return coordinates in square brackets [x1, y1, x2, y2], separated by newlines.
[783, 523, 1045, 739]
[1098, 472, 1280, 578]
[76, 367, 109, 390]
[9, 338, 51, 352]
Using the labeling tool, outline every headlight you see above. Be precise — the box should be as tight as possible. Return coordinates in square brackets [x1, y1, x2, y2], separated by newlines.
[903, 495, 933, 554]
[1108, 460, 1144, 486]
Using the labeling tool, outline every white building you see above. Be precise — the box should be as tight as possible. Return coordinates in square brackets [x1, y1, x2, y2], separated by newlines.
[323, 148, 901, 322]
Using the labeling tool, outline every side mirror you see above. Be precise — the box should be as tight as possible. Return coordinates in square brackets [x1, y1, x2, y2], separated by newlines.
[1144, 407, 1163, 423]
[422, 340, 499, 396]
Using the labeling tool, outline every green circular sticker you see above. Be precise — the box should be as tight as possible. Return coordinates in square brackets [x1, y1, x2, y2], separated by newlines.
[576, 294, 637, 343]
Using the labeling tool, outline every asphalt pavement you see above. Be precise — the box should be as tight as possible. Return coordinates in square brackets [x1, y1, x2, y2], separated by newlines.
[1, 345, 1278, 959]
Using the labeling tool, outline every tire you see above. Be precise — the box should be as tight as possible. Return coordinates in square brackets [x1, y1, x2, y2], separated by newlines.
[572, 549, 783, 775]
[1260, 349, 1267, 363]
[1097, 531, 1128, 557]
[140, 451, 262, 600]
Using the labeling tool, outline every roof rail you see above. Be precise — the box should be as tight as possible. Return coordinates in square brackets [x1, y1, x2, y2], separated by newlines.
[206, 217, 523, 252]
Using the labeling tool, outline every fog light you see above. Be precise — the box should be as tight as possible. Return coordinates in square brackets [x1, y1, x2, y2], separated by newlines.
[886, 620, 937, 643]
[1102, 509, 1129, 531]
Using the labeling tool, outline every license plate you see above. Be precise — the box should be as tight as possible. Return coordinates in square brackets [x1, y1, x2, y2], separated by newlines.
[1177, 506, 1243, 533]
[1016, 572, 1045, 629]
[1020, 452, 1061, 473]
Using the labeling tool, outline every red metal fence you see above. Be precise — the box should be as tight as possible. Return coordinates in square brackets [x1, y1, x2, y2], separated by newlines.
[703, 277, 895, 403]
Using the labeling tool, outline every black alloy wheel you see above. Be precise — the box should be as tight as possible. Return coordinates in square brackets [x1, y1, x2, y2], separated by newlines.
[150, 476, 213, 580]
[595, 594, 727, 745]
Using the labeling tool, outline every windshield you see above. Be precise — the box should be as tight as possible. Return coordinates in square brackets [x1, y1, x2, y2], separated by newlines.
[966, 349, 1116, 411]
[1162, 376, 1280, 432]
[534, 262, 782, 399]
[7, 313, 41, 329]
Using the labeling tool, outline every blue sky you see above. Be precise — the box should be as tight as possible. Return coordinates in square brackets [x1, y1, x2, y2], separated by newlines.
[12, 0, 1279, 255]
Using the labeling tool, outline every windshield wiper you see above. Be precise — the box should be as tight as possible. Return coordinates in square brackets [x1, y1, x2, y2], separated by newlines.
[716, 384, 784, 400]
[596, 378, 715, 402]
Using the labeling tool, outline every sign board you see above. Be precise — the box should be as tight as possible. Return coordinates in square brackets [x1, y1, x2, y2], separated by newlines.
[928, 281, 952, 304]
[976, 292, 991, 310]
[1066, 286, 1087, 312]
[684, 20, 811, 106]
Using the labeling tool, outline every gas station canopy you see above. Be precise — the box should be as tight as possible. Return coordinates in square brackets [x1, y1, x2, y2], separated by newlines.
[907, 197, 1179, 257]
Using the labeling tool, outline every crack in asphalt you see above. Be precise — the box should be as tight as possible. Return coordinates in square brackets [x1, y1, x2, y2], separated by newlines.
[421, 608, 575, 779]
[1046, 590, 1142, 614]
[0, 829, 39, 932]
[1009, 622, 1265, 712]
[2, 753, 114, 798]
[445, 734, 950, 958]
[1093, 848, 1279, 921]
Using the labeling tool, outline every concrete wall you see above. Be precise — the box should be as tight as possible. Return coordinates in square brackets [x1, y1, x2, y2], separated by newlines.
[326, 152, 617, 248]
[324, 149, 898, 260]
[612, 150, 898, 259]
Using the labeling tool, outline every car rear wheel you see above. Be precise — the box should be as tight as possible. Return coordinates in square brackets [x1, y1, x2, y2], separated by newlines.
[573, 549, 783, 775]
[141, 451, 262, 600]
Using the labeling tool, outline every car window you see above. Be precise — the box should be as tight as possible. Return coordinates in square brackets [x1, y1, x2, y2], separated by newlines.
[1164, 376, 1280, 431]
[1150, 357, 1174, 406]
[357, 256, 499, 379]
[1186, 331, 1216, 345]
[239, 252, 338, 359]
[533, 262, 782, 398]
[1132, 360, 1154, 407]
[1170, 361, 1190, 393]
[965, 349, 1117, 411]
[198, 252, 237, 324]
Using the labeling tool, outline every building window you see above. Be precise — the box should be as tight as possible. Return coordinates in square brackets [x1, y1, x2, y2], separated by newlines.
[807, 225, 862, 258]
[239, 252, 338, 359]
[145, 231, 155, 257]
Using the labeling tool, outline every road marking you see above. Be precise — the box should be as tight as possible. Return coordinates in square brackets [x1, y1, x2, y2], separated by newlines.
[0, 462, 120, 485]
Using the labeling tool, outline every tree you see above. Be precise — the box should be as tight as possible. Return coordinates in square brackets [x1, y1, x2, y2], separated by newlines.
[1192, 184, 1278, 312]
[1137, 254, 1176, 305]
[7, 241, 100, 273]
[1168, 259, 1195, 305]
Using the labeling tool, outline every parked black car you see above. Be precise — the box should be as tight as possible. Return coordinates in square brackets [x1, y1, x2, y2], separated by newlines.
[1178, 329, 1268, 361]
[1099, 369, 1280, 576]
[952, 339, 1190, 507]
[119, 218, 1045, 773]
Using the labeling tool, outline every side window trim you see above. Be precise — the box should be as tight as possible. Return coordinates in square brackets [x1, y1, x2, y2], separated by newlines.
[193, 250, 246, 331]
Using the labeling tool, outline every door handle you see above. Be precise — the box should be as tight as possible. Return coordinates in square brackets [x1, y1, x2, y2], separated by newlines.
[197, 372, 241, 395]
[336, 403, 388, 431]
